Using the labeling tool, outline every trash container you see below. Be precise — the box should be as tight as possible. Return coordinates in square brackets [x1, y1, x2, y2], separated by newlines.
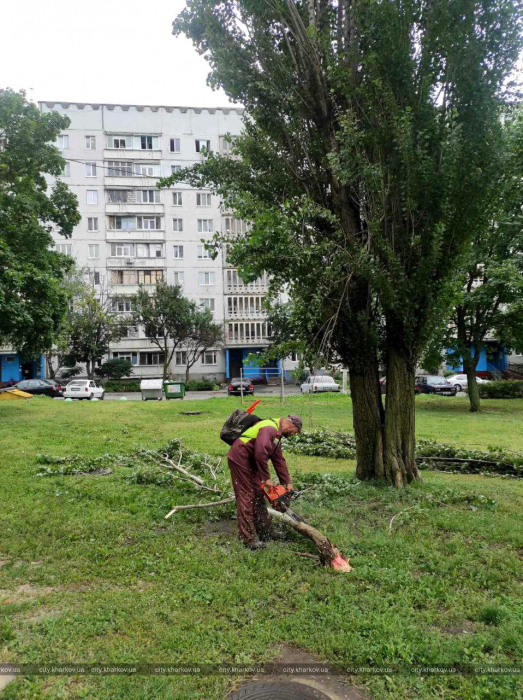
[140, 379, 164, 401]
[163, 380, 186, 400]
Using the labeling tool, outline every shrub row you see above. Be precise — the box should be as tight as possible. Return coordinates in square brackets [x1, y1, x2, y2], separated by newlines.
[104, 381, 141, 393]
[476, 380, 523, 399]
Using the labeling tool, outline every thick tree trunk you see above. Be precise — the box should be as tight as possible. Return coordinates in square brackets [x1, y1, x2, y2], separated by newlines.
[348, 354, 385, 481]
[383, 345, 420, 487]
[464, 356, 481, 412]
[185, 366, 190, 383]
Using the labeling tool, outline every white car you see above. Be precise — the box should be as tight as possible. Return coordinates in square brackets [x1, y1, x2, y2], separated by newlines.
[63, 380, 105, 400]
[446, 374, 489, 391]
[300, 376, 341, 393]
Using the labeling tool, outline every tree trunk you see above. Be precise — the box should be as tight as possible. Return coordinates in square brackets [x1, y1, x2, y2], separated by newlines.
[46, 355, 56, 379]
[383, 345, 420, 487]
[185, 365, 190, 383]
[464, 356, 481, 412]
[348, 355, 385, 481]
[86, 359, 93, 379]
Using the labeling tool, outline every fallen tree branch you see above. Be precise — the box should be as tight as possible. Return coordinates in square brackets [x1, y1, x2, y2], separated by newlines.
[388, 506, 418, 535]
[165, 496, 236, 519]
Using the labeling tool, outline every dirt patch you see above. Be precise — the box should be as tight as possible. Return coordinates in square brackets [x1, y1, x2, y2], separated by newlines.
[0, 584, 56, 605]
[230, 645, 369, 700]
[201, 519, 238, 538]
[439, 621, 476, 635]
[22, 606, 63, 624]
[0, 673, 17, 693]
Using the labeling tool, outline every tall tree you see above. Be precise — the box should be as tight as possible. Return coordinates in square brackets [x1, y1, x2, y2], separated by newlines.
[183, 307, 223, 382]
[166, 0, 522, 486]
[69, 282, 127, 379]
[428, 111, 523, 412]
[132, 282, 195, 379]
[0, 89, 80, 357]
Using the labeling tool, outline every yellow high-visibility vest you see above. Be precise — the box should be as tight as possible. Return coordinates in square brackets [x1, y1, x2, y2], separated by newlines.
[239, 418, 280, 443]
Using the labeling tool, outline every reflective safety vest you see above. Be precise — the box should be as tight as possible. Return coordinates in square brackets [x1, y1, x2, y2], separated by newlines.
[239, 418, 281, 443]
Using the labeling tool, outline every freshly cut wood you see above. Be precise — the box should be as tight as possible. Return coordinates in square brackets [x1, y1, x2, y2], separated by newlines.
[267, 507, 351, 572]
[165, 497, 235, 519]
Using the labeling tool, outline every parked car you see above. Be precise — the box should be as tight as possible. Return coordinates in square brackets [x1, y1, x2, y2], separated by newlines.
[415, 375, 457, 396]
[446, 374, 489, 391]
[380, 377, 421, 395]
[63, 380, 105, 400]
[300, 376, 341, 393]
[15, 379, 63, 398]
[228, 378, 254, 396]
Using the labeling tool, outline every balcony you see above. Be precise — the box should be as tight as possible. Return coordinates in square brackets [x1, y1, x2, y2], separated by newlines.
[225, 282, 268, 294]
[225, 321, 270, 347]
[103, 149, 161, 160]
[106, 230, 165, 242]
[106, 203, 164, 214]
[107, 257, 166, 268]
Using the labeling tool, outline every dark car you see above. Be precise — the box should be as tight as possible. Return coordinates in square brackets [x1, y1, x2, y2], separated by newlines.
[415, 375, 457, 396]
[15, 379, 63, 397]
[228, 378, 254, 396]
[380, 377, 421, 395]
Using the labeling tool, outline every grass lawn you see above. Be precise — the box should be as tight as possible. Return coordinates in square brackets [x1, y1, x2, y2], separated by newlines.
[0, 394, 522, 700]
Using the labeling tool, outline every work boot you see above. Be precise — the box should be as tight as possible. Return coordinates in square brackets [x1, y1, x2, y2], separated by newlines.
[244, 539, 267, 551]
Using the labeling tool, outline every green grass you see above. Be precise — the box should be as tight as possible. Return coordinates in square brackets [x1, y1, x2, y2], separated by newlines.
[0, 395, 522, 700]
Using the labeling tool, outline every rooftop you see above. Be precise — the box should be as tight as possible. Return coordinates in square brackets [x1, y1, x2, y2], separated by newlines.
[39, 101, 244, 115]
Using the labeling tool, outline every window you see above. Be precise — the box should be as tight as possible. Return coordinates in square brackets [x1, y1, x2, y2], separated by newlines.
[108, 216, 136, 230]
[220, 135, 235, 154]
[196, 193, 212, 207]
[85, 135, 96, 149]
[172, 191, 183, 206]
[174, 271, 184, 286]
[140, 352, 165, 366]
[175, 351, 187, 365]
[173, 245, 184, 259]
[126, 325, 139, 339]
[87, 217, 98, 231]
[134, 163, 159, 176]
[108, 136, 128, 149]
[111, 243, 134, 257]
[198, 271, 215, 286]
[56, 244, 72, 256]
[137, 189, 160, 203]
[85, 162, 97, 177]
[111, 270, 137, 285]
[86, 189, 98, 205]
[197, 245, 211, 259]
[137, 270, 164, 285]
[224, 217, 248, 234]
[113, 351, 138, 365]
[172, 218, 183, 232]
[93, 271, 100, 285]
[140, 136, 153, 150]
[290, 352, 300, 362]
[171, 164, 182, 174]
[88, 244, 99, 259]
[62, 162, 70, 177]
[106, 189, 128, 203]
[198, 219, 213, 233]
[58, 134, 69, 149]
[112, 299, 133, 313]
[170, 138, 181, 153]
[137, 216, 161, 230]
[195, 139, 211, 153]
[200, 298, 215, 313]
[136, 244, 163, 258]
[202, 350, 217, 365]
[107, 161, 132, 177]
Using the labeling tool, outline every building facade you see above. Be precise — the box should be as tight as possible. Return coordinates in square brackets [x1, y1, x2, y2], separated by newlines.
[38, 100, 291, 382]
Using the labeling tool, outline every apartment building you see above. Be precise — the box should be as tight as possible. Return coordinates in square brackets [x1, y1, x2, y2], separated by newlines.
[36, 101, 291, 382]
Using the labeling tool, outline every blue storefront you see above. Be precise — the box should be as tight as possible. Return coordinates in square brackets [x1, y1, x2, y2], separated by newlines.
[225, 348, 282, 383]
[0, 353, 45, 383]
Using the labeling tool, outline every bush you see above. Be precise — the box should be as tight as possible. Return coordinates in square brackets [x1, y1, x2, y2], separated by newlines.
[96, 358, 134, 380]
[185, 379, 215, 391]
[476, 380, 523, 399]
[104, 381, 141, 393]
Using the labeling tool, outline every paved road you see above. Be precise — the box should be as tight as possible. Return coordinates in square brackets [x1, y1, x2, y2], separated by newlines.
[103, 385, 302, 401]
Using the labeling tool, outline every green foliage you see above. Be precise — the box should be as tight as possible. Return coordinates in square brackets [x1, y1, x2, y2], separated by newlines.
[96, 358, 134, 381]
[36, 453, 115, 476]
[185, 379, 216, 391]
[0, 89, 81, 357]
[416, 439, 523, 478]
[104, 380, 141, 393]
[284, 429, 356, 459]
[476, 380, 523, 399]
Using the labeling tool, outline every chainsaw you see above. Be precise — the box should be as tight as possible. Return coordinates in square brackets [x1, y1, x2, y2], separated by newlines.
[260, 482, 305, 523]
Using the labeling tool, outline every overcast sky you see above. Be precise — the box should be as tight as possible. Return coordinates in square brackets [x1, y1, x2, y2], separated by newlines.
[1, 0, 238, 108]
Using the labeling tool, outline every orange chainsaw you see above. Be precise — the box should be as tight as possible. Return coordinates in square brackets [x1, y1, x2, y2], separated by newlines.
[260, 482, 305, 523]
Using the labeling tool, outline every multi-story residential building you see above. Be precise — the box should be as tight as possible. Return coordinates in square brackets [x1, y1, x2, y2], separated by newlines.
[27, 101, 295, 383]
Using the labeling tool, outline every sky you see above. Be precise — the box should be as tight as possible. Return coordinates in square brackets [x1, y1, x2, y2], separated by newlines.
[0, 0, 239, 108]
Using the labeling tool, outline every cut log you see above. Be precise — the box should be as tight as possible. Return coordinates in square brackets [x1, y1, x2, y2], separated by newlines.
[267, 507, 351, 572]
